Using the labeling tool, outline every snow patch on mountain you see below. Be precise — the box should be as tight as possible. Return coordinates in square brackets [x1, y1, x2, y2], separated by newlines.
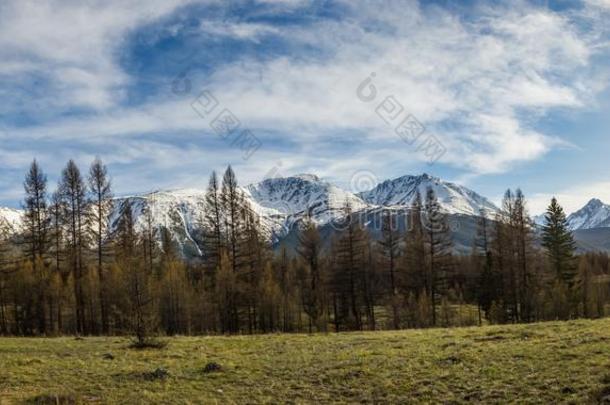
[566, 198, 610, 230]
[0, 207, 23, 235]
[532, 213, 546, 226]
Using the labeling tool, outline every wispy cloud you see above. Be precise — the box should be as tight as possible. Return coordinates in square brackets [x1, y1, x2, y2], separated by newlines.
[0, 0, 609, 207]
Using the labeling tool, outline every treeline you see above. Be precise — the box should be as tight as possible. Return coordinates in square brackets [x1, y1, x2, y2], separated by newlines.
[0, 160, 608, 337]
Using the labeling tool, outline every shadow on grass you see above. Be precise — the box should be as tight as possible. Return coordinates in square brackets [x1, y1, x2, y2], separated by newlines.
[127, 338, 168, 350]
[26, 394, 78, 405]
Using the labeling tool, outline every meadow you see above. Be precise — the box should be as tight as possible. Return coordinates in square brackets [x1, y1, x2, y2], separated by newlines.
[1, 318, 610, 404]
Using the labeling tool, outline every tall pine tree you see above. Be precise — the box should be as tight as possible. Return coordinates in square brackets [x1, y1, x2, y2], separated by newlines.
[542, 197, 577, 286]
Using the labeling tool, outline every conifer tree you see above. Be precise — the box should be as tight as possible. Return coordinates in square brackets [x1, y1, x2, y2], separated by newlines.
[513, 189, 536, 322]
[221, 166, 242, 274]
[220, 166, 245, 331]
[116, 200, 157, 345]
[276, 246, 297, 332]
[48, 190, 66, 332]
[474, 210, 498, 322]
[405, 192, 426, 294]
[542, 197, 577, 287]
[331, 201, 369, 331]
[495, 189, 519, 322]
[59, 160, 89, 334]
[423, 187, 453, 326]
[141, 194, 158, 275]
[88, 157, 113, 333]
[297, 215, 324, 331]
[203, 171, 224, 287]
[241, 205, 267, 333]
[159, 229, 191, 335]
[22, 159, 50, 334]
[0, 228, 14, 334]
[378, 209, 401, 329]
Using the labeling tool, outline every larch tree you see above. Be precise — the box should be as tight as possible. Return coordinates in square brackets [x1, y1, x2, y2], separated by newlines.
[22, 159, 50, 334]
[513, 189, 536, 322]
[220, 166, 244, 332]
[423, 187, 453, 327]
[378, 209, 401, 329]
[474, 209, 497, 323]
[405, 192, 426, 294]
[58, 160, 89, 334]
[331, 201, 369, 331]
[116, 200, 157, 345]
[296, 214, 324, 332]
[48, 190, 66, 332]
[203, 171, 224, 288]
[88, 157, 113, 334]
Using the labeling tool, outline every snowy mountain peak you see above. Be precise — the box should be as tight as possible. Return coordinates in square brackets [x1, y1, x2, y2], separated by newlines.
[419, 173, 440, 182]
[358, 173, 499, 216]
[585, 198, 604, 209]
[567, 198, 610, 230]
[245, 174, 369, 221]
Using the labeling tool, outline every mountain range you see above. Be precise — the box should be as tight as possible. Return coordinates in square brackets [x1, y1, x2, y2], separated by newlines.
[2, 173, 610, 255]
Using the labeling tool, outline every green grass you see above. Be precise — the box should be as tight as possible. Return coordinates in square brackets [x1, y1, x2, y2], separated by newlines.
[1, 318, 610, 404]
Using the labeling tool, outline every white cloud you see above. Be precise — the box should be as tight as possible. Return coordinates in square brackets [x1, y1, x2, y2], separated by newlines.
[585, 0, 610, 9]
[0, 0, 204, 111]
[199, 21, 279, 41]
[1, 0, 610, 201]
[529, 181, 610, 215]
[191, 1, 602, 174]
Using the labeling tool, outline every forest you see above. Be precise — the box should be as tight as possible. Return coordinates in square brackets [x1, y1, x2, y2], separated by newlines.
[0, 159, 608, 341]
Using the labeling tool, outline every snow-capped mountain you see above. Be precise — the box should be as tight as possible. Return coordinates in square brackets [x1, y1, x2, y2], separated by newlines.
[0, 174, 502, 249]
[110, 190, 208, 257]
[0, 207, 23, 235]
[52, 173, 501, 256]
[358, 173, 499, 217]
[245, 174, 370, 228]
[567, 198, 610, 230]
[111, 186, 294, 252]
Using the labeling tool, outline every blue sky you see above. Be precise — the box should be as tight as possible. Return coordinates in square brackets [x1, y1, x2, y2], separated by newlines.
[1, 0, 610, 214]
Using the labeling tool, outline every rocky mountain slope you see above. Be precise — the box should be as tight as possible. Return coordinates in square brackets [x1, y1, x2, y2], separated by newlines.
[566, 198, 610, 230]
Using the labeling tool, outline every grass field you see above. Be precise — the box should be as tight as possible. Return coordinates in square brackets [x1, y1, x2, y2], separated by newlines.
[1, 318, 610, 404]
